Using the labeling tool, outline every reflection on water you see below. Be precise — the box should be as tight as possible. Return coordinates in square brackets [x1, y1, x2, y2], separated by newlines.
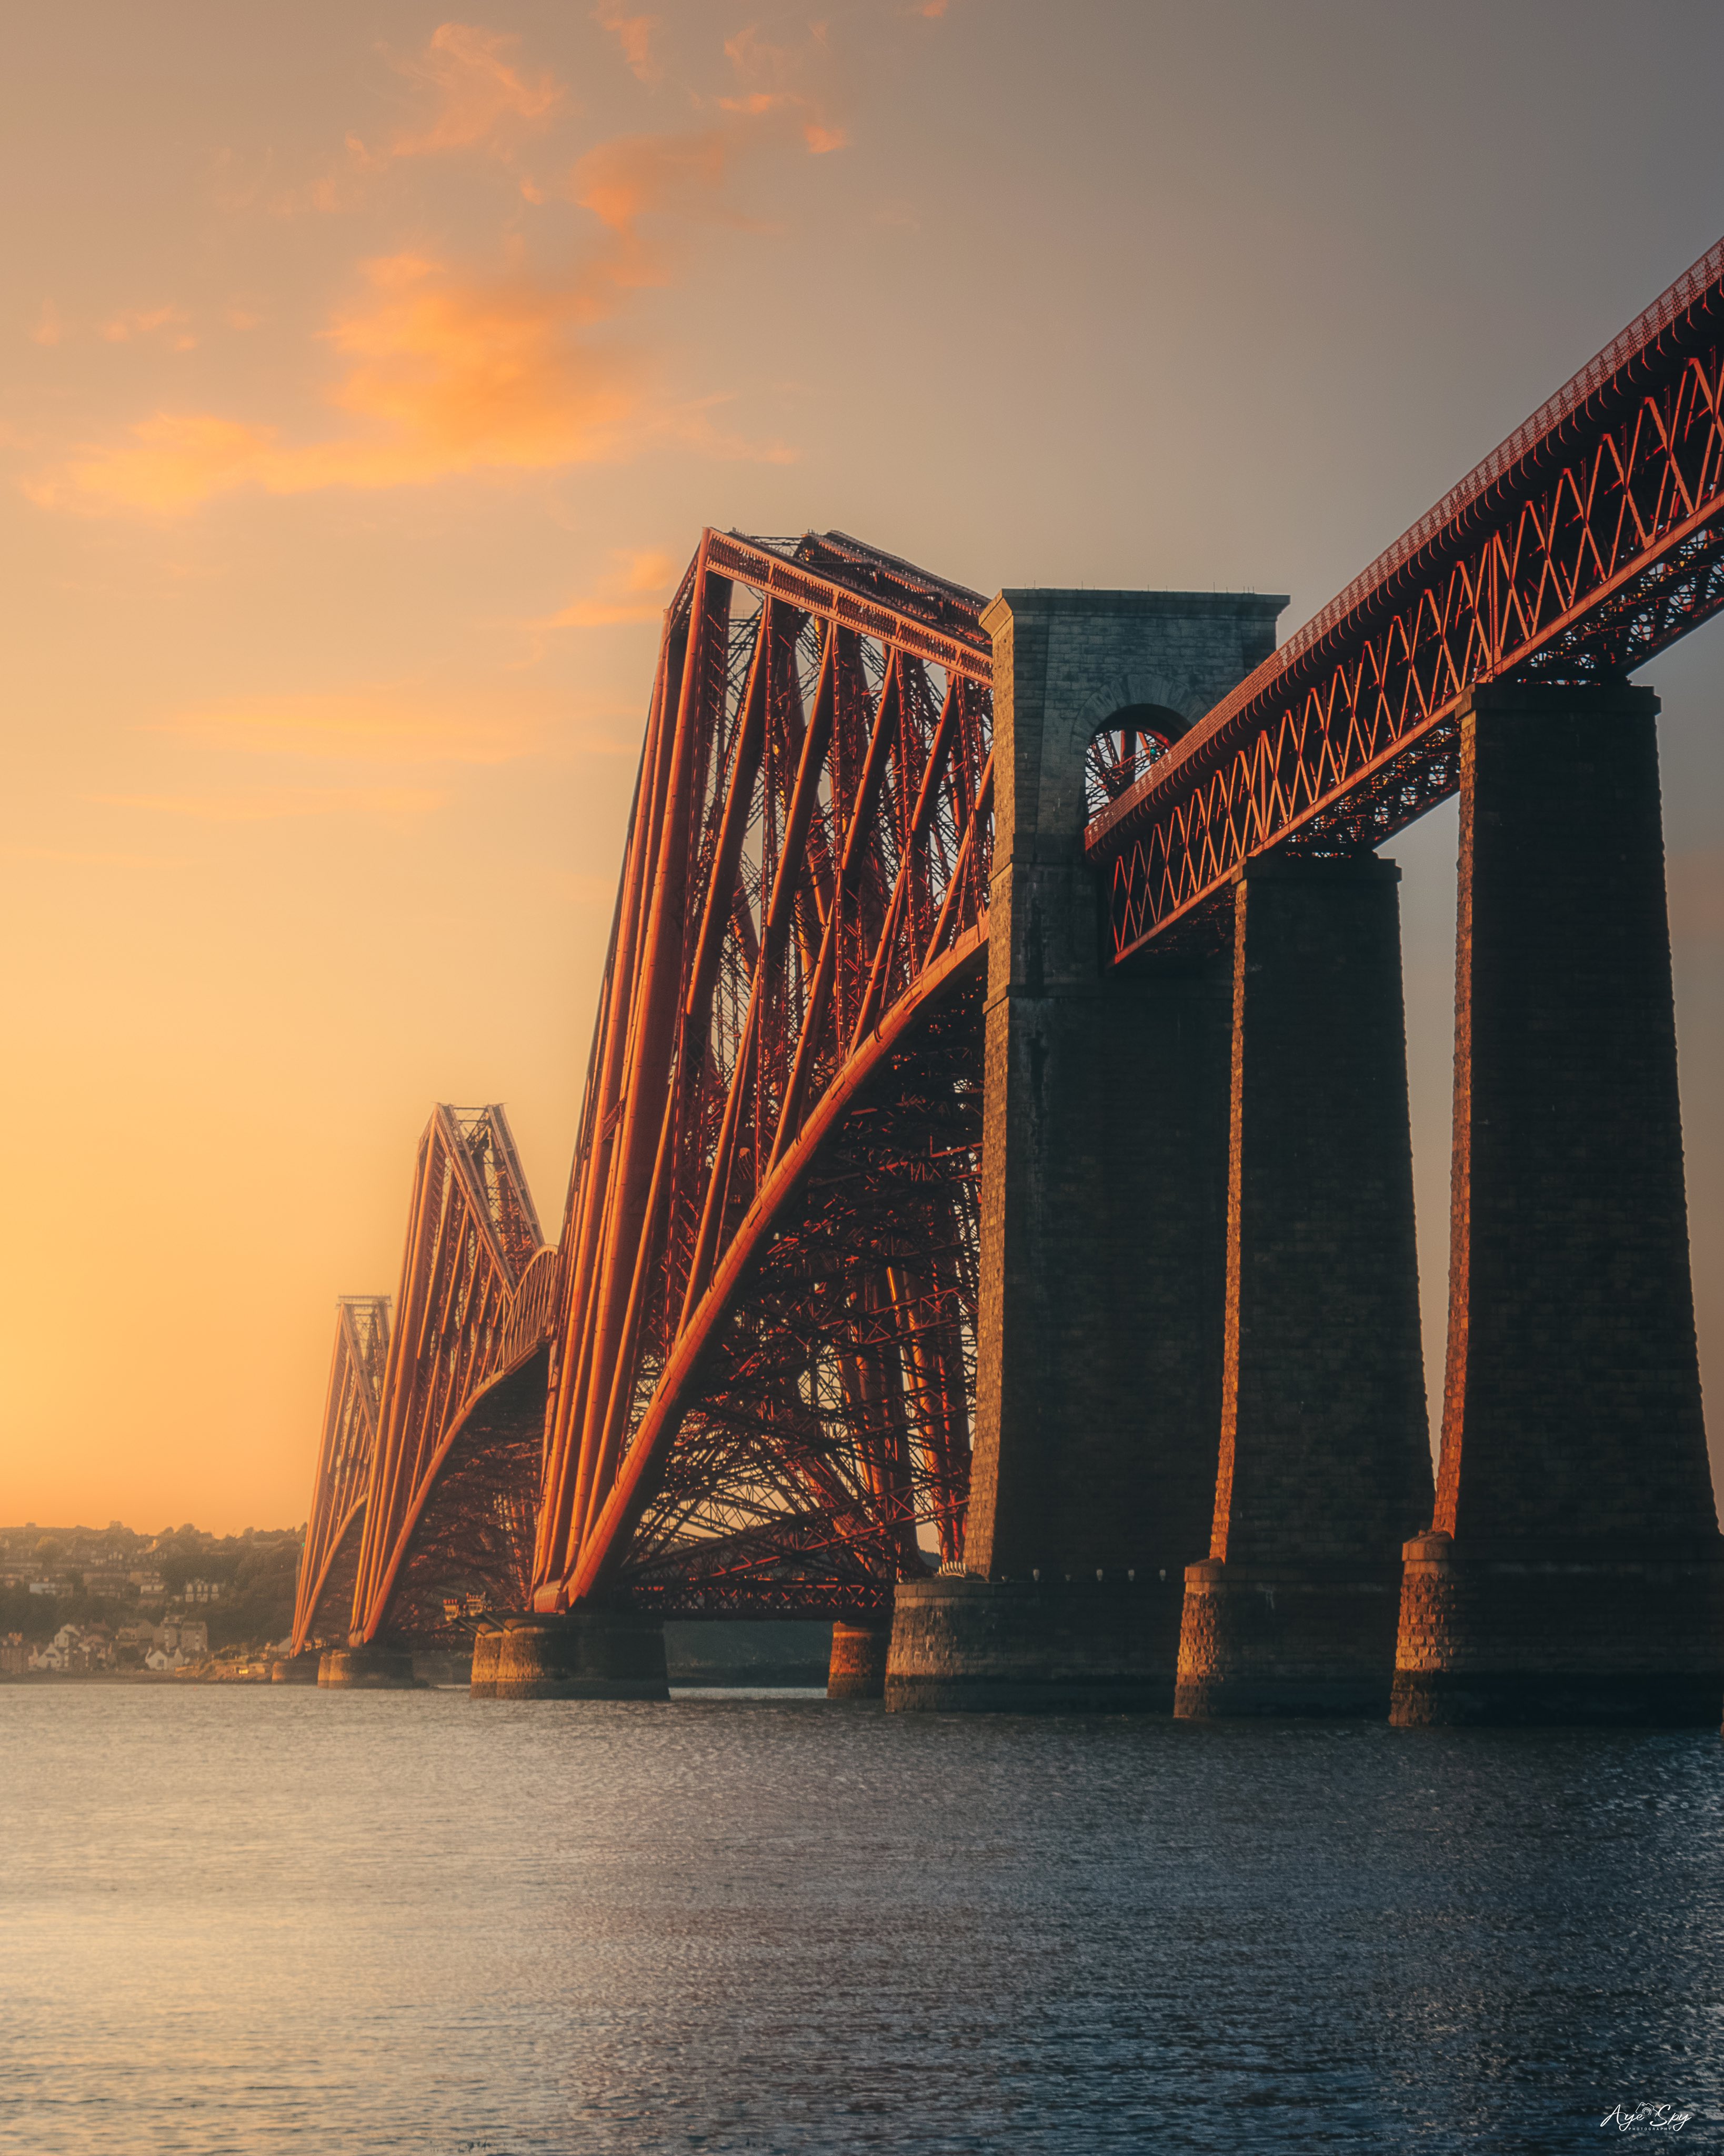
[2, 1686, 1722, 2152]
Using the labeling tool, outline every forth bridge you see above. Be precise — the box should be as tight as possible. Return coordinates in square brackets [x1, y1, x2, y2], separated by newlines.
[288, 231, 1724, 1726]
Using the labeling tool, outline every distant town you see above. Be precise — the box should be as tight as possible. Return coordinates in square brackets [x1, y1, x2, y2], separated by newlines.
[0, 1520, 303, 1681]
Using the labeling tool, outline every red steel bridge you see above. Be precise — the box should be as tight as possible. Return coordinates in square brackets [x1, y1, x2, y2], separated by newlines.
[293, 232, 1724, 1663]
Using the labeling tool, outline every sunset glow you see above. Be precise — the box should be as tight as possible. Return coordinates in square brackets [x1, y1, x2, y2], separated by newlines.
[4, 1, 1723, 1534]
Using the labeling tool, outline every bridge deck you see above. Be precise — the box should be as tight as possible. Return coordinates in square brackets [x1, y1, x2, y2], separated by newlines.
[1091, 233, 1724, 960]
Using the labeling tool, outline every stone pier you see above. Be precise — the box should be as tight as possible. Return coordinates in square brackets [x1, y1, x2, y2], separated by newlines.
[885, 586, 1285, 1712]
[469, 1622, 504, 1698]
[491, 1608, 670, 1701]
[317, 1642, 416, 1689]
[1391, 681, 1724, 1726]
[827, 1622, 890, 1699]
[1175, 857, 1432, 1718]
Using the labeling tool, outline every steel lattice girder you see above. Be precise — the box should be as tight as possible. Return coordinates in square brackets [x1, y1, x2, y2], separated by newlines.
[1092, 232, 1724, 960]
[309, 1103, 558, 1646]
[534, 532, 994, 1614]
[290, 1294, 388, 1652]
[294, 241, 1724, 1640]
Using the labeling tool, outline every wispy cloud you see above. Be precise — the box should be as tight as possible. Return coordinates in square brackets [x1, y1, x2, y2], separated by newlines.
[101, 306, 196, 351]
[719, 23, 849, 154]
[96, 786, 447, 823]
[548, 547, 676, 626]
[29, 255, 638, 510]
[29, 212, 793, 513]
[220, 23, 567, 215]
[24, 21, 846, 514]
[569, 124, 737, 271]
[593, 4, 663, 86]
[29, 301, 63, 347]
[359, 22, 565, 165]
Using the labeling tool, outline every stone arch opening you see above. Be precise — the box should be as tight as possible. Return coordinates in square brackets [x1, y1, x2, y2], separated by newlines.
[1084, 702, 1192, 821]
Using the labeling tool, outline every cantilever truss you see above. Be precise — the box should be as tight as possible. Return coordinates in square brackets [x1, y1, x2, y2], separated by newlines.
[293, 234, 1724, 1642]
[1094, 232, 1724, 956]
[292, 1104, 559, 1650]
[533, 531, 994, 1618]
[291, 1294, 389, 1649]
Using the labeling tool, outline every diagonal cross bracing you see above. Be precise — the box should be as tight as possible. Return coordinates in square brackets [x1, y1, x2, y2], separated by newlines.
[1092, 232, 1724, 959]
[289, 1104, 560, 1650]
[533, 531, 993, 1615]
[293, 239, 1724, 1640]
[290, 1294, 389, 1652]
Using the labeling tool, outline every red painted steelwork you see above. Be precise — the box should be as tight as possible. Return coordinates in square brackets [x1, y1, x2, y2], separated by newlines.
[292, 239, 1724, 1639]
[288, 1105, 559, 1649]
[1094, 232, 1724, 957]
[534, 531, 993, 1616]
[290, 1294, 388, 1651]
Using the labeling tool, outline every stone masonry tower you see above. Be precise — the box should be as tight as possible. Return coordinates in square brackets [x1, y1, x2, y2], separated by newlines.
[886, 587, 1284, 1711]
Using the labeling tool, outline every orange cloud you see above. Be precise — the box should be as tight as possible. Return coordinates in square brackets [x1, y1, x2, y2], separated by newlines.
[364, 23, 565, 164]
[592, 4, 663, 86]
[573, 129, 731, 228]
[712, 88, 847, 154]
[568, 126, 736, 286]
[28, 242, 794, 513]
[549, 548, 677, 626]
[235, 24, 565, 212]
[319, 251, 640, 456]
[28, 255, 645, 511]
[36, 414, 282, 512]
[96, 786, 447, 823]
[719, 23, 849, 154]
[102, 307, 196, 351]
[29, 301, 63, 347]
[30, 64, 827, 518]
[566, 84, 851, 272]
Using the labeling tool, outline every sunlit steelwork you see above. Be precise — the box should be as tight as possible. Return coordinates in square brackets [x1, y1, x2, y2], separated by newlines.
[1093, 234, 1724, 956]
[292, 234, 1724, 1648]
[292, 1104, 558, 1650]
[532, 531, 993, 1618]
[291, 1294, 389, 1650]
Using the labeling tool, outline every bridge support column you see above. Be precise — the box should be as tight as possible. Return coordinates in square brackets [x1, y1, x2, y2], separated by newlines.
[1391, 682, 1724, 1726]
[1175, 857, 1432, 1718]
[318, 1643, 417, 1689]
[827, 1622, 889, 1700]
[492, 1609, 670, 1701]
[469, 1622, 504, 1698]
[885, 587, 1285, 1713]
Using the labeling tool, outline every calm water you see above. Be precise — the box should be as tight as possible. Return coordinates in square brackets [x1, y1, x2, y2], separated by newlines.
[3, 1686, 1723, 2154]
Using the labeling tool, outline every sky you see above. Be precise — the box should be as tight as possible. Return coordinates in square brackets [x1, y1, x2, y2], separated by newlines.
[3, 0, 1723, 1533]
